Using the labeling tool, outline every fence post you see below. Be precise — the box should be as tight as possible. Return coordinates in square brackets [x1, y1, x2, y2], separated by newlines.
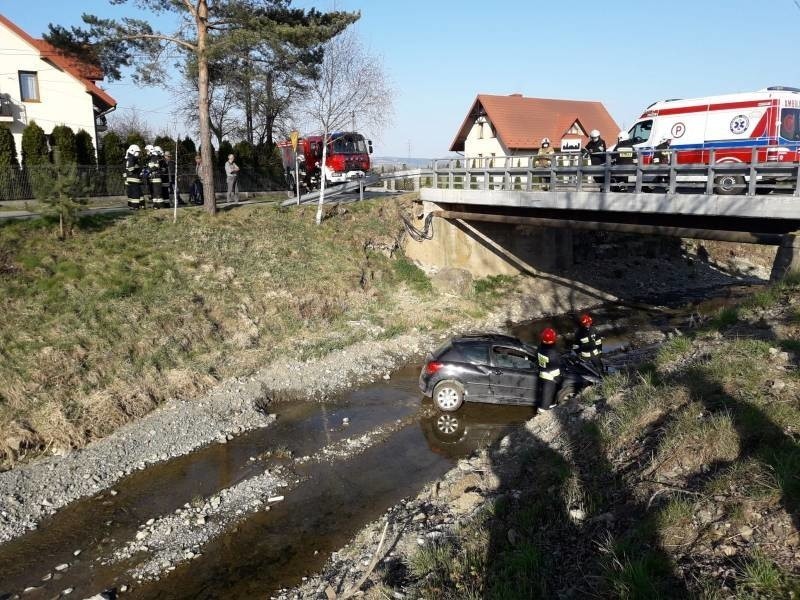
[433, 163, 439, 190]
[603, 151, 611, 193]
[526, 155, 533, 192]
[576, 154, 583, 192]
[748, 147, 757, 196]
[669, 147, 677, 194]
[483, 158, 489, 191]
[550, 154, 557, 195]
[706, 149, 716, 195]
[635, 158, 643, 193]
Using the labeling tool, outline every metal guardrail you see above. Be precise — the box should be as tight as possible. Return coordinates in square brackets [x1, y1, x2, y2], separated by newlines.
[428, 148, 800, 197]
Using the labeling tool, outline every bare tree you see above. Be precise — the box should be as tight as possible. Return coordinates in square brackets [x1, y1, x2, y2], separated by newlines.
[107, 108, 154, 142]
[300, 29, 393, 225]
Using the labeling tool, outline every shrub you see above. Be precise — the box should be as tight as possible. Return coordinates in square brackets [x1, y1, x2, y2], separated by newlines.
[50, 124, 77, 166]
[74, 129, 96, 166]
[21, 120, 49, 166]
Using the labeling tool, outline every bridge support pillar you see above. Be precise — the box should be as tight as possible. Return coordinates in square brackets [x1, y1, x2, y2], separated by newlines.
[403, 202, 573, 277]
[770, 233, 800, 282]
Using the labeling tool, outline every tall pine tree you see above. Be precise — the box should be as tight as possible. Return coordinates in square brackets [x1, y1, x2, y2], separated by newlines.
[45, 1, 358, 215]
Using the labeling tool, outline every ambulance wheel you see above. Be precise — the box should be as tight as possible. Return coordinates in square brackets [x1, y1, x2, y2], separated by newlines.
[714, 175, 745, 195]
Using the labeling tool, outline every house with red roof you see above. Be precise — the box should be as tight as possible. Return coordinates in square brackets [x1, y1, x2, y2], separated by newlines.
[0, 14, 116, 164]
[450, 93, 619, 163]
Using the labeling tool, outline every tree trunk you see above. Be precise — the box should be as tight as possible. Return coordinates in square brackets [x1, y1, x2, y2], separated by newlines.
[244, 69, 254, 145]
[197, 1, 216, 215]
[315, 130, 327, 225]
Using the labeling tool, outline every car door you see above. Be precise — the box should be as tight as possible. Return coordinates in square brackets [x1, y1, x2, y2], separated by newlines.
[454, 342, 493, 402]
[490, 346, 538, 405]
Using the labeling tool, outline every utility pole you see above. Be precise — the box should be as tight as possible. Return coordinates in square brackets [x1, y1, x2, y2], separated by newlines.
[351, 111, 355, 131]
[407, 139, 411, 160]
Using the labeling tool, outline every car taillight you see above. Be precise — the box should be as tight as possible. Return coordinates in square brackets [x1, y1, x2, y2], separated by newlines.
[425, 361, 443, 375]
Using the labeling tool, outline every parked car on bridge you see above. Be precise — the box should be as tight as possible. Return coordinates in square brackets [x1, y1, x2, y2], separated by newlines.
[419, 333, 602, 412]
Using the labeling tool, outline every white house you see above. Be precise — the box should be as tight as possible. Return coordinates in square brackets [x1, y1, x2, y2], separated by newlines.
[0, 14, 116, 163]
[450, 93, 619, 166]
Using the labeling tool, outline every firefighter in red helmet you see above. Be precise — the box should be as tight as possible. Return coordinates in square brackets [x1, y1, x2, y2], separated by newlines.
[536, 327, 561, 411]
[573, 313, 604, 373]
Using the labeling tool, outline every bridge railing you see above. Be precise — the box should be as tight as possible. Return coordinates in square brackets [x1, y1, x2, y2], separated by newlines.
[428, 148, 800, 196]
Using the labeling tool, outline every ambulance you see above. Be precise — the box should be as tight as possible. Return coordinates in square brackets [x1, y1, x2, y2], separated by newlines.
[623, 86, 800, 194]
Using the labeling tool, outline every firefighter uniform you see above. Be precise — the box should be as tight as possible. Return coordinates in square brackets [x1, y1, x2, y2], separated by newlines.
[584, 131, 607, 185]
[125, 147, 143, 209]
[611, 137, 636, 191]
[536, 330, 561, 411]
[159, 154, 171, 205]
[148, 151, 164, 208]
[572, 324, 604, 373]
[534, 138, 555, 190]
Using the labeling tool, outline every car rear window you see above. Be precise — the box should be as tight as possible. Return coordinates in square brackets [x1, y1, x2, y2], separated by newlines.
[455, 342, 490, 365]
[431, 342, 453, 359]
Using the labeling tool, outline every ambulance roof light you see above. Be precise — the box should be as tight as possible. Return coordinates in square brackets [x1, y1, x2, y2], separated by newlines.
[766, 86, 800, 92]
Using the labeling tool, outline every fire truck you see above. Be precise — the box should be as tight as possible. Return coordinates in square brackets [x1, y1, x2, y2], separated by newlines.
[278, 131, 373, 195]
[621, 86, 800, 194]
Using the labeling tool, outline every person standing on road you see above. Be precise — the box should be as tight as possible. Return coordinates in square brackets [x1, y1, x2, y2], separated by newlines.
[225, 154, 240, 204]
[536, 327, 562, 411]
[583, 129, 607, 185]
[572, 313, 604, 374]
[148, 146, 165, 208]
[191, 154, 204, 205]
[124, 144, 143, 209]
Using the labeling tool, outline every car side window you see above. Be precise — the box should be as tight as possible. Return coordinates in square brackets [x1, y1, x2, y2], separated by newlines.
[457, 342, 490, 365]
[492, 346, 535, 370]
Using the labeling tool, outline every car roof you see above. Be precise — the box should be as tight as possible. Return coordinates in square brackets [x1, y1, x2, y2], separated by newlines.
[453, 333, 525, 346]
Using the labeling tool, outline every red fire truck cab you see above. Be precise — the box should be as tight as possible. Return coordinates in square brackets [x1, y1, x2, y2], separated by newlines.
[278, 131, 373, 194]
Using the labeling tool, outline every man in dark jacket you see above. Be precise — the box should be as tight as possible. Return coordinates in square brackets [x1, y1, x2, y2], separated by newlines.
[536, 327, 561, 411]
[611, 131, 636, 191]
[583, 129, 607, 185]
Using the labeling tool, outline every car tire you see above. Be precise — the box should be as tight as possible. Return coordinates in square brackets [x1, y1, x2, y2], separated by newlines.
[714, 174, 745, 195]
[432, 412, 466, 443]
[433, 381, 464, 412]
[556, 384, 577, 404]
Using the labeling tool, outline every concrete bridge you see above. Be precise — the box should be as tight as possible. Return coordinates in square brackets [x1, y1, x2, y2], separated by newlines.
[407, 153, 800, 282]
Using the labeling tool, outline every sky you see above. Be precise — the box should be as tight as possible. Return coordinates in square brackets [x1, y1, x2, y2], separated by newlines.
[3, 0, 800, 157]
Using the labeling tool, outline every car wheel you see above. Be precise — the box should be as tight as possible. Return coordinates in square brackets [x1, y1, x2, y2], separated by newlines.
[556, 384, 577, 404]
[433, 381, 464, 412]
[433, 412, 466, 442]
[714, 174, 745, 195]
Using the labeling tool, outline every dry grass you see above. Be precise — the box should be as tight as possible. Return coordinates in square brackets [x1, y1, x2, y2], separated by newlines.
[0, 197, 490, 467]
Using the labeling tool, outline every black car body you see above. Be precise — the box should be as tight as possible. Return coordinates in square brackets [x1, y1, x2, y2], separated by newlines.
[419, 333, 601, 411]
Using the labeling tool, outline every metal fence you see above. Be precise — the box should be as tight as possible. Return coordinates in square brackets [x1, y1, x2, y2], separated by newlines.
[429, 148, 800, 196]
[0, 164, 286, 202]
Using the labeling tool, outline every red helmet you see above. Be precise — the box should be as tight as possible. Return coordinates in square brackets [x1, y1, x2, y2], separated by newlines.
[540, 327, 557, 345]
[579, 313, 593, 327]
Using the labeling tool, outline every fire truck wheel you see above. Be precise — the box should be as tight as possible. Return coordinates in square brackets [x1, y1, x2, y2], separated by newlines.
[714, 175, 745, 195]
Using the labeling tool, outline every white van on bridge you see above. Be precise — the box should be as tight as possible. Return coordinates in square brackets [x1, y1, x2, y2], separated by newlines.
[624, 86, 800, 194]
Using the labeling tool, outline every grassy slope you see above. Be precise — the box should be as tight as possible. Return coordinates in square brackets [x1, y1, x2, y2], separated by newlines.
[0, 199, 509, 466]
[406, 279, 800, 599]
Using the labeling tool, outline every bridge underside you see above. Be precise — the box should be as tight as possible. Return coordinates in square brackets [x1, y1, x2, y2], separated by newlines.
[410, 189, 800, 282]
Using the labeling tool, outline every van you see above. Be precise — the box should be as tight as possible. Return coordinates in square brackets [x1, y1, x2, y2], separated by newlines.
[622, 86, 800, 194]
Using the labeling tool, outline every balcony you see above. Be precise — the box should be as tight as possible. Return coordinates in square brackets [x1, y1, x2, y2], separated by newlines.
[0, 94, 14, 122]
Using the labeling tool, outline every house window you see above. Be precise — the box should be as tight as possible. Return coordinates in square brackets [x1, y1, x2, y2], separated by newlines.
[19, 71, 39, 102]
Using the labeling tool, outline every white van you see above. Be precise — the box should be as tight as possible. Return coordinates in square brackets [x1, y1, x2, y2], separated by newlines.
[622, 86, 800, 194]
